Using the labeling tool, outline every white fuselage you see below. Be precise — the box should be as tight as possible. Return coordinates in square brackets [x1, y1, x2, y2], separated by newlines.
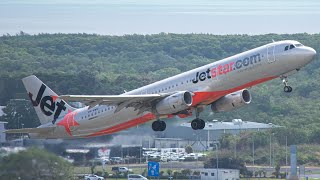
[34, 40, 316, 138]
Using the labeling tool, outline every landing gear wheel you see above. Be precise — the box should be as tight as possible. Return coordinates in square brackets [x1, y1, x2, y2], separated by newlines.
[159, 121, 166, 131]
[152, 121, 160, 131]
[152, 120, 166, 131]
[191, 118, 205, 130]
[281, 76, 292, 93]
[199, 119, 205, 130]
[284, 86, 292, 93]
[191, 119, 200, 130]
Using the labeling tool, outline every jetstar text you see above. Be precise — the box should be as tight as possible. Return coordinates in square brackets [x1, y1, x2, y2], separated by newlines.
[192, 53, 261, 83]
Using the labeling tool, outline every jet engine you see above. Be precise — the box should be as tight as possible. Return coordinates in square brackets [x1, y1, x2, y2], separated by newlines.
[155, 91, 193, 115]
[211, 89, 251, 113]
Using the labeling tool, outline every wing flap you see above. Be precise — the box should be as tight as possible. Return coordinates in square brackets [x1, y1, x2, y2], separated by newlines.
[4, 127, 55, 134]
[60, 94, 166, 110]
[60, 94, 162, 102]
[60, 93, 172, 114]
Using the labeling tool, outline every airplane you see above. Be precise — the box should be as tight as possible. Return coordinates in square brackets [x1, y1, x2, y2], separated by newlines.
[4, 40, 316, 139]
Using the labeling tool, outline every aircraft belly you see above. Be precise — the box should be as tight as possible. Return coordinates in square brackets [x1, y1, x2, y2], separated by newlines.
[72, 108, 149, 137]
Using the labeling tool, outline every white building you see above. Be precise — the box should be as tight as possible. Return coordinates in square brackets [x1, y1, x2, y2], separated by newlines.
[154, 138, 211, 151]
[199, 169, 239, 180]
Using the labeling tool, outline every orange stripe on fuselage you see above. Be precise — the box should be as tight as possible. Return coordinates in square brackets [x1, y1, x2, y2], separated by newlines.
[86, 76, 278, 137]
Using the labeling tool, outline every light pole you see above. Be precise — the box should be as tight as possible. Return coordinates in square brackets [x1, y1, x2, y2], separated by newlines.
[285, 135, 288, 175]
[269, 132, 272, 167]
[213, 143, 219, 180]
[234, 135, 237, 158]
[272, 133, 275, 167]
[252, 135, 255, 167]
[140, 138, 142, 173]
[207, 129, 210, 151]
[21, 123, 24, 139]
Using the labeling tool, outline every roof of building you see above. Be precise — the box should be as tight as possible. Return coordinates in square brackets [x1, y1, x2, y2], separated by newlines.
[181, 119, 282, 130]
[154, 138, 183, 141]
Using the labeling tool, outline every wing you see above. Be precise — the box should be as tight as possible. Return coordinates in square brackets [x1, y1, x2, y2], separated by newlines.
[4, 127, 55, 134]
[59, 93, 171, 114]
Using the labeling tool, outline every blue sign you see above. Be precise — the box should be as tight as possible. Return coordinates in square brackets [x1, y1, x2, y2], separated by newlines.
[290, 145, 297, 176]
[148, 161, 160, 177]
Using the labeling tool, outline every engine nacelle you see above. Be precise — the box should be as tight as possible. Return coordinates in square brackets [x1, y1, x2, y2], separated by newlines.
[211, 89, 251, 113]
[155, 91, 193, 115]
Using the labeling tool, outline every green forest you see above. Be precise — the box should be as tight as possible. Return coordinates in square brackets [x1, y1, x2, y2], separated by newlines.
[0, 32, 320, 148]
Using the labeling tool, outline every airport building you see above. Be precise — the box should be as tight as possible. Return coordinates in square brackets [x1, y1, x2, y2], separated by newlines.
[154, 138, 210, 152]
[198, 168, 240, 180]
[151, 119, 282, 151]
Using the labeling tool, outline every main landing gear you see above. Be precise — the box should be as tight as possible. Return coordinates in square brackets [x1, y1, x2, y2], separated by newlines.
[191, 107, 206, 130]
[281, 76, 293, 93]
[152, 120, 166, 131]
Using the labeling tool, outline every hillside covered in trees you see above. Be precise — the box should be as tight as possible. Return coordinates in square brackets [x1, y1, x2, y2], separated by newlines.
[0, 33, 320, 146]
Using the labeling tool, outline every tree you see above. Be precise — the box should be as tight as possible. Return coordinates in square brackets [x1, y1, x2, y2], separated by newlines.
[0, 147, 73, 180]
[185, 145, 193, 154]
[0, 99, 40, 137]
[274, 163, 281, 178]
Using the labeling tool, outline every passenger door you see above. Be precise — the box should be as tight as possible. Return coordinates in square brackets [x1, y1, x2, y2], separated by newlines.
[267, 45, 276, 63]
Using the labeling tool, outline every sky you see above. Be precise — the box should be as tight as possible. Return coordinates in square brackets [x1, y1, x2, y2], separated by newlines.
[0, 0, 319, 35]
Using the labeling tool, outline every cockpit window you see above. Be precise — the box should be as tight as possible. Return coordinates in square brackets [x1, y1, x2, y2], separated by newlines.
[290, 44, 295, 49]
[284, 46, 289, 51]
[294, 43, 303, 47]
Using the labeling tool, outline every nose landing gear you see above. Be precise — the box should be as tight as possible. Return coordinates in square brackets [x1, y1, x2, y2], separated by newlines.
[281, 76, 292, 93]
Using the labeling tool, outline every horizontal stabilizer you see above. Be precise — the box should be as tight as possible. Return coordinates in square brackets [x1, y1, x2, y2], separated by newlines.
[4, 127, 55, 134]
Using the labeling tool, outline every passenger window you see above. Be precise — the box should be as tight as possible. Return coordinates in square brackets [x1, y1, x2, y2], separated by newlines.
[290, 44, 295, 49]
[284, 46, 288, 51]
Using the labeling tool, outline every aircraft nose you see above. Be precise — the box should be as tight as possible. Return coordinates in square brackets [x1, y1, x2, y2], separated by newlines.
[305, 47, 317, 59]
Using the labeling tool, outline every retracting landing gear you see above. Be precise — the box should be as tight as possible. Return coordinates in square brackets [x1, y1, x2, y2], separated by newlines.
[281, 76, 293, 93]
[152, 120, 166, 131]
[191, 107, 206, 130]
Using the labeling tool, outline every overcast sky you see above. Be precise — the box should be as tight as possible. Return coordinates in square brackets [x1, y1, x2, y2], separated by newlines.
[0, 0, 319, 35]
